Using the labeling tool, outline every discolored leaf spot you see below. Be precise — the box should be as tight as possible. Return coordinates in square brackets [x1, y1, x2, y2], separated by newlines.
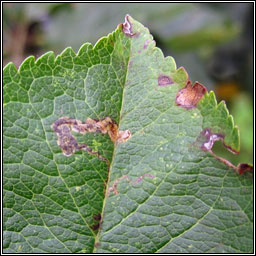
[199, 128, 239, 154]
[108, 174, 155, 196]
[223, 144, 240, 154]
[51, 117, 81, 156]
[200, 128, 224, 152]
[94, 242, 100, 248]
[128, 60, 133, 69]
[176, 80, 207, 109]
[91, 213, 102, 232]
[52, 116, 131, 163]
[158, 75, 174, 86]
[237, 163, 253, 175]
[130, 173, 155, 185]
[116, 130, 131, 144]
[108, 175, 129, 195]
[93, 213, 102, 221]
[199, 128, 252, 175]
[144, 39, 150, 49]
[122, 14, 135, 37]
[91, 223, 100, 231]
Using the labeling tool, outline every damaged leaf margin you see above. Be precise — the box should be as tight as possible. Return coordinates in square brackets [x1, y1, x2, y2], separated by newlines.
[169, 59, 240, 157]
[175, 80, 207, 109]
[197, 91, 240, 154]
[96, 15, 253, 254]
[175, 77, 252, 174]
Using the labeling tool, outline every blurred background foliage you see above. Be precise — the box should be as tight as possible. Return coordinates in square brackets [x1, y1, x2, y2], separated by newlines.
[3, 2, 253, 166]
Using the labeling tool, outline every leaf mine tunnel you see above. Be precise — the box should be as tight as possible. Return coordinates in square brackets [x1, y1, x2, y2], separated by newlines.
[52, 116, 131, 160]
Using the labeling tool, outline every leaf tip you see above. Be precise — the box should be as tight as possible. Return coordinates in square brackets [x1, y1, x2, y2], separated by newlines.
[122, 14, 136, 37]
[3, 61, 18, 74]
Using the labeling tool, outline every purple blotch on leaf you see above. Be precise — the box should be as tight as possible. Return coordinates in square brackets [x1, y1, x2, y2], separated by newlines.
[199, 129, 252, 176]
[94, 242, 100, 248]
[158, 75, 174, 86]
[131, 174, 155, 185]
[91, 223, 100, 231]
[122, 14, 135, 37]
[93, 213, 101, 221]
[200, 128, 224, 152]
[237, 163, 253, 175]
[200, 128, 239, 154]
[144, 39, 150, 49]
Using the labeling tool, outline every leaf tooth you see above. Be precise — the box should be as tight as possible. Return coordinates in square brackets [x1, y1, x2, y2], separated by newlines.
[78, 42, 94, 56]
[60, 46, 76, 58]
[19, 56, 35, 76]
[231, 125, 240, 152]
[208, 91, 217, 108]
[172, 66, 188, 85]
[226, 115, 234, 130]
[216, 100, 229, 119]
[94, 36, 108, 50]
[222, 116, 240, 153]
[35, 51, 55, 65]
[3, 62, 18, 80]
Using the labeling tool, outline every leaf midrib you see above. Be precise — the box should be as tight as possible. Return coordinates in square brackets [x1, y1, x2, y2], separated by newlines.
[93, 28, 132, 251]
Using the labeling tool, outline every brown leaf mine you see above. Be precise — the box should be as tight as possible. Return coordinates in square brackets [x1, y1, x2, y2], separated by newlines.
[52, 116, 131, 160]
[108, 174, 155, 196]
[116, 130, 131, 144]
[51, 117, 80, 157]
[93, 213, 101, 221]
[91, 223, 100, 231]
[176, 80, 207, 109]
[199, 128, 239, 154]
[237, 163, 253, 175]
[199, 128, 253, 175]
[122, 14, 135, 37]
[91, 213, 102, 232]
[200, 128, 224, 152]
[158, 75, 174, 86]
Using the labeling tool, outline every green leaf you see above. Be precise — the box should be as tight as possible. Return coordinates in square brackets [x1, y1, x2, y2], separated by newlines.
[3, 15, 253, 254]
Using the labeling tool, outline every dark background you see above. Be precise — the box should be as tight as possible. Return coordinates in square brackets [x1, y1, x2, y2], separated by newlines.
[3, 2, 253, 165]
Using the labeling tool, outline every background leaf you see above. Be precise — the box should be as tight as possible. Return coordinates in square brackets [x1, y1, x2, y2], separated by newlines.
[3, 15, 253, 254]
